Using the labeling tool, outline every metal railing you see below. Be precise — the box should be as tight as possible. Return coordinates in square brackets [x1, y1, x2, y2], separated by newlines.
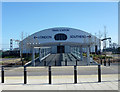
[100, 58, 112, 66]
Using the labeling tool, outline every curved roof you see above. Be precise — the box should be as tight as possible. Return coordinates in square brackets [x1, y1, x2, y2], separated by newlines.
[20, 27, 99, 47]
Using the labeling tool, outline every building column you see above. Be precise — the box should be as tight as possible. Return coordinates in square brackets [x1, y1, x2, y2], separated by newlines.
[44, 49, 45, 56]
[32, 47, 35, 66]
[95, 45, 98, 54]
[72, 47, 73, 54]
[70, 46, 71, 53]
[42, 49, 43, 57]
[76, 47, 77, 57]
[71, 47, 73, 54]
[87, 45, 90, 65]
[80, 46, 83, 61]
[75, 47, 77, 55]
[48, 48, 49, 54]
[39, 48, 41, 62]
[46, 48, 48, 55]
[45, 48, 46, 56]
[43, 49, 44, 57]
[77, 47, 79, 58]
[73, 47, 74, 54]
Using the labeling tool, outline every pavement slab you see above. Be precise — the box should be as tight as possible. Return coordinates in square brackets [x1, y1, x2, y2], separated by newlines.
[1, 74, 118, 90]
[0, 63, 119, 91]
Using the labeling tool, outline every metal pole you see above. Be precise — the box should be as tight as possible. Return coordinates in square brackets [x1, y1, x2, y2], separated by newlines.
[76, 60, 77, 66]
[48, 66, 51, 84]
[32, 47, 35, 66]
[108, 58, 110, 66]
[24, 66, 27, 84]
[39, 48, 41, 62]
[74, 66, 77, 83]
[104, 59, 106, 66]
[80, 46, 83, 61]
[1, 66, 4, 83]
[22, 59, 24, 66]
[87, 46, 90, 65]
[100, 58, 102, 65]
[65, 59, 67, 66]
[55, 60, 56, 66]
[44, 60, 46, 66]
[98, 65, 101, 82]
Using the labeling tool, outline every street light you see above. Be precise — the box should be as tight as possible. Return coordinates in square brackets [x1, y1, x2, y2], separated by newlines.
[101, 37, 111, 41]
[101, 37, 111, 65]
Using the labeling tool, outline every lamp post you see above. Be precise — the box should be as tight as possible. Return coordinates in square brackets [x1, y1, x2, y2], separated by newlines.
[101, 37, 111, 65]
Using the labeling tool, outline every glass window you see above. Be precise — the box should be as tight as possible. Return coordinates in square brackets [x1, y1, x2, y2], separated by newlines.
[54, 33, 67, 40]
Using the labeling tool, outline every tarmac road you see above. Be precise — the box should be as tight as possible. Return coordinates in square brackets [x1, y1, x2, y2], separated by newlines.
[0, 54, 119, 77]
[2, 64, 118, 76]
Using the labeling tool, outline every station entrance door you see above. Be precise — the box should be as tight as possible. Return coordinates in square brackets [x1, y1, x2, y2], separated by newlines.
[57, 46, 65, 53]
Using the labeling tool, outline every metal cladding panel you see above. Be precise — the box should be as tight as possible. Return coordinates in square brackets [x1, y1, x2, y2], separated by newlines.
[19, 27, 100, 53]
[51, 46, 57, 54]
[65, 45, 70, 53]
[21, 28, 99, 44]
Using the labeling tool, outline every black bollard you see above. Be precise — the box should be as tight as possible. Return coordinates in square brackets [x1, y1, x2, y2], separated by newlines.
[44, 60, 46, 66]
[100, 59, 102, 65]
[76, 60, 78, 66]
[49, 66, 51, 84]
[55, 60, 56, 66]
[24, 66, 27, 84]
[104, 59, 106, 66]
[22, 59, 24, 66]
[65, 59, 67, 66]
[98, 65, 101, 82]
[1, 66, 4, 83]
[74, 66, 77, 83]
[108, 58, 110, 66]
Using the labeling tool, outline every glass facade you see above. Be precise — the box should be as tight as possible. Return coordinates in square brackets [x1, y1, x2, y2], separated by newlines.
[54, 33, 67, 40]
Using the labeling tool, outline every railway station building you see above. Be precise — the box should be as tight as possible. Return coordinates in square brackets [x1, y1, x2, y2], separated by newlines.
[19, 27, 100, 66]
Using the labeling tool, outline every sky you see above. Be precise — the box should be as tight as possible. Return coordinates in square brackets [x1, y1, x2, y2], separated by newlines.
[1, 2, 118, 50]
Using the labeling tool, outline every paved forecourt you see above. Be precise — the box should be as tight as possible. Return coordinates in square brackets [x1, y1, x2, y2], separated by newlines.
[0, 64, 119, 90]
[1, 74, 118, 90]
